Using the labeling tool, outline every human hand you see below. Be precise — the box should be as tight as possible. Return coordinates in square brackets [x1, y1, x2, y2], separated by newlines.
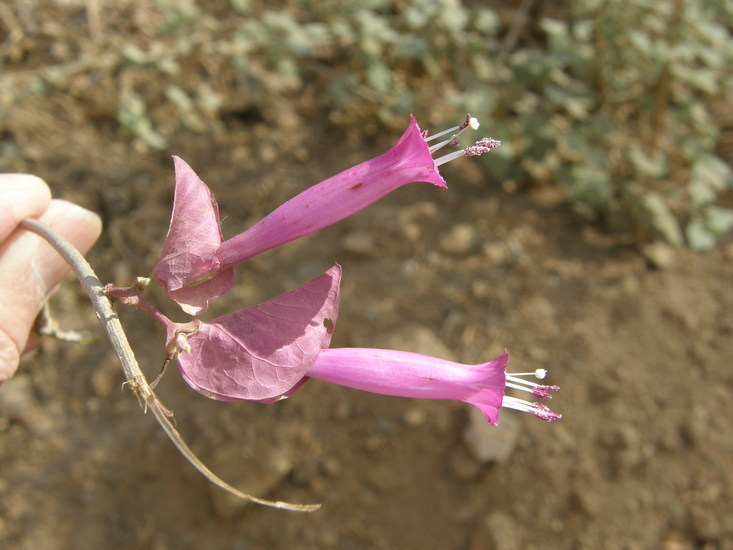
[0, 174, 101, 383]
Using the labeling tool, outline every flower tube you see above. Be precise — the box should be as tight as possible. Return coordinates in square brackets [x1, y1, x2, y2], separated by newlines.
[307, 348, 560, 425]
[215, 114, 499, 270]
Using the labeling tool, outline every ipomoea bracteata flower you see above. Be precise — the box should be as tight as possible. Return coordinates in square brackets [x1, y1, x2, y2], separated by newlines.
[307, 348, 560, 424]
[152, 115, 500, 314]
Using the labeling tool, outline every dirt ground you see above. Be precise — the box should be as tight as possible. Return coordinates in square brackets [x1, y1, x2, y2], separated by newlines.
[2, 3, 733, 550]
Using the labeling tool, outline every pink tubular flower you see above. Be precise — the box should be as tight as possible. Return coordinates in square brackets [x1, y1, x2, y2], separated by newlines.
[216, 114, 474, 269]
[307, 348, 560, 425]
[151, 116, 499, 314]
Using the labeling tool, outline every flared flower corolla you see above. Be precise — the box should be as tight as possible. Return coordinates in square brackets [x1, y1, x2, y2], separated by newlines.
[307, 348, 561, 425]
[151, 115, 500, 314]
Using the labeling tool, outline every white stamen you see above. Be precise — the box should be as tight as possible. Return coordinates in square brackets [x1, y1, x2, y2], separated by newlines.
[426, 113, 475, 142]
[434, 149, 466, 166]
[510, 369, 547, 380]
[501, 395, 537, 414]
[505, 375, 541, 391]
[426, 114, 500, 164]
[502, 396, 562, 422]
[426, 126, 461, 143]
[503, 367, 560, 418]
[429, 137, 458, 154]
[434, 138, 501, 166]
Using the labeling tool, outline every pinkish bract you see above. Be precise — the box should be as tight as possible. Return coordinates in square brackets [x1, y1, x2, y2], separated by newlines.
[175, 265, 341, 401]
[151, 156, 233, 315]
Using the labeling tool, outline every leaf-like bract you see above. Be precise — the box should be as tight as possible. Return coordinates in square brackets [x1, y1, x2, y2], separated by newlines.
[177, 264, 341, 401]
[151, 156, 233, 314]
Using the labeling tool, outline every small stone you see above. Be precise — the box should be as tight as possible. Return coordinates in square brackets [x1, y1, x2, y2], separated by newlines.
[207, 447, 293, 519]
[569, 486, 601, 517]
[599, 424, 650, 475]
[439, 223, 479, 256]
[680, 405, 709, 448]
[340, 231, 376, 256]
[398, 201, 439, 223]
[401, 221, 421, 242]
[320, 457, 341, 478]
[661, 531, 693, 550]
[472, 280, 490, 299]
[366, 464, 404, 494]
[463, 408, 522, 464]
[689, 504, 722, 540]
[449, 445, 483, 481]
[598, 424, 639, 450]
[364, 434, 387, 452]
[482, 242, 509, 264]
[0, 375, 38, 424]
[403, 407, 427, 427]
[469, 511, 523, 550]
[644, 242, 676, 269]
[587, 379, 620, 403]
[318, 528, 340, 548]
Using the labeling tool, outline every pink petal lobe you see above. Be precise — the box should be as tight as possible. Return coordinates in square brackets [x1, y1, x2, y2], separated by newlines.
[176, 264, 341, 401]
[151, 156, 233, 313]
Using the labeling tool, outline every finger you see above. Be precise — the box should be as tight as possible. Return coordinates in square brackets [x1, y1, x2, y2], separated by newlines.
[0, 174, 52, 243]
[29, 199, 103, 300]
[0, 200, 102, 382]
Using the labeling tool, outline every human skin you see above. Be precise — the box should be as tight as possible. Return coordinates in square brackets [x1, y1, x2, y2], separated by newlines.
[0, 174, 101, 382]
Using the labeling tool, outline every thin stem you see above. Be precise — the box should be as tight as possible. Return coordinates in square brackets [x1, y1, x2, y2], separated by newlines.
[104, 284, 180, 332]
[20, 218, 145, 389]
[19, 218, 319, 513]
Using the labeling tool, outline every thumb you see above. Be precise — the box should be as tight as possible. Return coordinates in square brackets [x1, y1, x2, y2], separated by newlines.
[0, 200, 102, 382]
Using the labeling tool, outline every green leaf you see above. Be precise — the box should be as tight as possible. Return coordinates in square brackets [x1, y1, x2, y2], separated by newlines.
[117, 91, 167, 150]
[629, 148, 667, 178]
[474, 7, 500, 35]
[692, 154, 733, 192]
[365, 62, 391, 96]
[560, 165, 611, 220]
[705, 206, 733, 236]
[686, 218, 717, 251]
[541, 18, 571, 52]
[642, 193, 683, 247]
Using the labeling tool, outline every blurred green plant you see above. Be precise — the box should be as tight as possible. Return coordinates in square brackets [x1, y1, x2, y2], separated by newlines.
[520, 0, 733, 250]
[2, 0, 731, 248]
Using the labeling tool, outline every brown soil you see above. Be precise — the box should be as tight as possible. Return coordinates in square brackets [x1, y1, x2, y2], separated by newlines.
[1, 4, 732, 550]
